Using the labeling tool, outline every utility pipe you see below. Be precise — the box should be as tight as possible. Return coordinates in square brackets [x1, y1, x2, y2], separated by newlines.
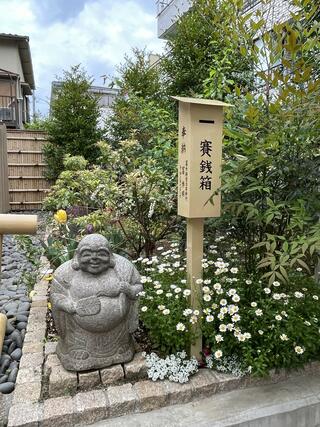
[0, 214, 38, 273]
[0, 214, 38, 235]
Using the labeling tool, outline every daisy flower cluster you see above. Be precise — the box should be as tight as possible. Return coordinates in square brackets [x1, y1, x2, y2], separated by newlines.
[136, 243, 194, 354]
[143, 351, 198, 383]
[136, 240, 320, 377]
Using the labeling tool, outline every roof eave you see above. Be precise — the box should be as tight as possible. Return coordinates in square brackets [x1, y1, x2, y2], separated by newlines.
[18, 38, 35, 90]
[0, 34, 36, 90]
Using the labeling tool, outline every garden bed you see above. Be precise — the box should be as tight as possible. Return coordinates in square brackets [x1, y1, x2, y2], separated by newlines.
[6, 273, 320, 427]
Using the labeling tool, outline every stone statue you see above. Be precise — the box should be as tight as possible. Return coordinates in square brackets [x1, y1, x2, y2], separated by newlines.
[50, 234, 143, 371]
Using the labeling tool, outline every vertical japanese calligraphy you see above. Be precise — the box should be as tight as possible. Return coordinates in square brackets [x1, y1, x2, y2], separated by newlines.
[199, 140, 213, 191]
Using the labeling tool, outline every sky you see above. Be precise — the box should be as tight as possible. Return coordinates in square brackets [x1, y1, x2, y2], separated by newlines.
[0, 0, 165, 116]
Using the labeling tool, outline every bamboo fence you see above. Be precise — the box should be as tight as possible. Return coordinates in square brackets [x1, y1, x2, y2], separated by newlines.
[6, 130, 51, 210]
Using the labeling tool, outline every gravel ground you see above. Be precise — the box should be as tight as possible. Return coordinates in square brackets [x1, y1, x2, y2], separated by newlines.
[0, 212, 47, 396]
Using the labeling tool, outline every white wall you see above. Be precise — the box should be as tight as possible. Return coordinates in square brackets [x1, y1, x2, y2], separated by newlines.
[0, 40, 25, 82]
[157, 0, 192, 38]
[249, 0, 297, 34]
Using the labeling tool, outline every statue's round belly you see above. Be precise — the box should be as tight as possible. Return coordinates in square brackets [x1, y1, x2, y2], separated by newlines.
[74, 295, 129, 333]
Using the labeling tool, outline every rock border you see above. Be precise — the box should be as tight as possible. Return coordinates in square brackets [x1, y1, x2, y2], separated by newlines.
[7, 274, 320, 427]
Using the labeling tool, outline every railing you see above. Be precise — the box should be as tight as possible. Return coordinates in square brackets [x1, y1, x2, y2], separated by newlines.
[243, 0, 260, 13]
[156, 0, 174, 16]
[0, 96, 16, 124]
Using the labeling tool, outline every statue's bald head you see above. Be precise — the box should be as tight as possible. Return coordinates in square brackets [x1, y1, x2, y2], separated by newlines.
[72, 234, 115, 274]
[78, 234, 111, 251]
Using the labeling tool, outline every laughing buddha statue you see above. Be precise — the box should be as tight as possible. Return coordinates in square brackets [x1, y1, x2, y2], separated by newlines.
[50, 234, 143, 371]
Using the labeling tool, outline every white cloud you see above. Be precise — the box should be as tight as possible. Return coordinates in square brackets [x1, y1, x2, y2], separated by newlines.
[0, 0, 164, 114]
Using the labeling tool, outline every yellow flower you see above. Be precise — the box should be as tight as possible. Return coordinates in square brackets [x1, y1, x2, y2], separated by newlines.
[29, 290, 36, 299]
[44, 275, 53, 281]
[54, 209, 67, 224]
[47, 302, 52, 310]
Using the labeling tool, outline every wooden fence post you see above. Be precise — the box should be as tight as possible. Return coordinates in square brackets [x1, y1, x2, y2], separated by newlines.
[0, 124, 10, 213]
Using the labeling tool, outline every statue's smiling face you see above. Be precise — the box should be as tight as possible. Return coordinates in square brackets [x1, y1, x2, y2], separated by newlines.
[78, 245, 110, 275]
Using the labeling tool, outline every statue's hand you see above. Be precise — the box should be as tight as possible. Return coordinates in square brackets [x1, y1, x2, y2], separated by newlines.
[60, 299, 77, 314]
[119, 281, 131, 296]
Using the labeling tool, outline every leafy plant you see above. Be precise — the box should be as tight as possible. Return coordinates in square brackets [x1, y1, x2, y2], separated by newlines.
[63, 154, 88, 171]
[15, 235, 44, 291]
[45, 65, 102, 179]
[42, 213, 81, 268]
[161, 0, 254, 98]
[206, 0, 320, 281]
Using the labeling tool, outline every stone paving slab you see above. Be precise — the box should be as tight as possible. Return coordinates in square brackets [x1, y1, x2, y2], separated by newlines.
[73, 390, 108, 426]
[100, 365, 124, 386]
[89, 373, 320, 427]
[48, 365, 78, 398]
[78, 370, 101, 391]
[12, 382, 42, 405]
[124, 352, 148, 381]
[107, 383, 137, 417]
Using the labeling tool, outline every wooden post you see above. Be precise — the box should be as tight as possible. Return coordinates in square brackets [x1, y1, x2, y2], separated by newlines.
[173, 96, 231, 360]
[0, 234, 2, 274]
[187, 218, 204, 358]
[0, 313, 7, 356]
[0, 124, 10, 213]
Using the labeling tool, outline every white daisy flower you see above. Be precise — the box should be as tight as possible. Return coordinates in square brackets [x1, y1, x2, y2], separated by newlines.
[214, 350, 223, 359]
[294, 292, 304, 298]
[231, 314, 241, 322]
[215, 334, 224, 342]
[176, 323, 186, 331]
[294, 346, 304, 354]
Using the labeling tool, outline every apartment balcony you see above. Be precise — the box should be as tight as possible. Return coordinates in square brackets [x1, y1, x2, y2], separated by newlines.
[156, 1, 293, 40]
[156, 0, 193, 39]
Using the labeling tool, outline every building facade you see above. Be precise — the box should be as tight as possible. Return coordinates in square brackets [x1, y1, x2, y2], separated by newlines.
[0, 34, 35, 129]
[156, 0, 294, 39]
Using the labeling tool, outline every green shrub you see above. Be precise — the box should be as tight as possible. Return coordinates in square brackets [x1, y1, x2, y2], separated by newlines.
[45, 65, 101, 180]
[63, 154, 88, 171]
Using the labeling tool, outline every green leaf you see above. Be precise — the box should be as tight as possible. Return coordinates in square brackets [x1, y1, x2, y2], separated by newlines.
[296, 258, 311, 273]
